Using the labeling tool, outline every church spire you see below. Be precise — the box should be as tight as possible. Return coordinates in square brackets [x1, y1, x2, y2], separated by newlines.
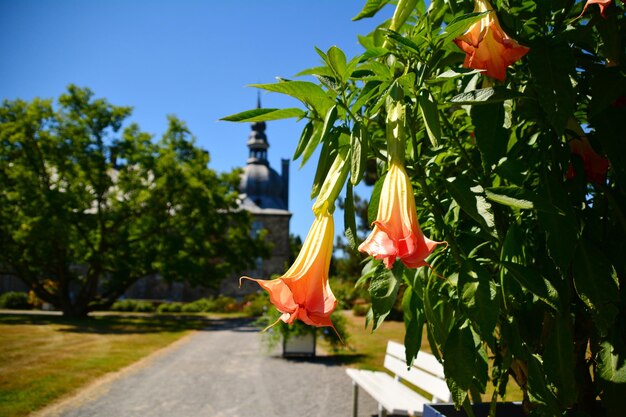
[247, 95, 269, 165]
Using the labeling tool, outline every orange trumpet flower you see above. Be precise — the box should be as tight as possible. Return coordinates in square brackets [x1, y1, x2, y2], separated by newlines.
[453, 0, 530, 81]
[240, 209, 337, 329]
[566, 136, 609, 185]
[581, 0, 612, 18]
[359, 162, 445, 269]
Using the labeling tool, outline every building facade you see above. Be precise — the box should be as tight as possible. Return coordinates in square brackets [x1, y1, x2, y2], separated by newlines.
[219, 118, 292, 297]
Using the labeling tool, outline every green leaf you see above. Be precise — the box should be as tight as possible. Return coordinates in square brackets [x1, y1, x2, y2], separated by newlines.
[388, 0, 417, 31]
[572, 240, 620, 335]
[295, 65, 335, 78]
[353, 0, 390, 21]
[447, 377, 468, 407]
[527, 354, 560, 411]
[501, 261, 560, 311]
[327, 46, 348, 83]
[402, 283, 425, 367]
[220, 107, 305, 122]
[382, 29, 421, 54]
[368, 173, 385, 224]
[344, 183, 358, 250]
[458, 263, 498, 347]
[598, 339, 626, 384]
[299, 122, 323, 167]
[446, 177, 496, 235]
[430, 68, 485, 83]
[369, 262, 402, 331]
[419, 89, 441, 147]
[293, 121, 314, 161]
[449, 87, 524, 105]
[424, 272, 455, 355]
[250, 81, 334, 117]
[438, 11, 489, 43]
[443, 320, 476, 392]
[310, 139, 335, 199]
[538, 171, 579, 271]
[471, 103, 507, 167]
[597, 335, 626, 417]
[528, 41, 575, 134]
[543, 313, 576, 407]
[321, 105, 338, 142]
[350, 122, 368, 186]
[485, 186, 560, 213]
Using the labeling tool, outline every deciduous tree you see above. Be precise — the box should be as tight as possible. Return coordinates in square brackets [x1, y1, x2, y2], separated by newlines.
[0, 85, 267, 318]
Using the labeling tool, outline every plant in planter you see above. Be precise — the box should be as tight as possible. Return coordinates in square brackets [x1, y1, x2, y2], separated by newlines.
[256, 307, 349, 355]
[224, 0, 625, 415]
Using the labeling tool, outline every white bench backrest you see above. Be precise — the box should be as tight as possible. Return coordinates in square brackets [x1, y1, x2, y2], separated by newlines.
[384, 341, 451, 403]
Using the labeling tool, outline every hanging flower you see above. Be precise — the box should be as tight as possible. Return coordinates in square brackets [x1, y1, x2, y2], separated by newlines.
[453, 0, 530, 81]
[580, 0, 612, 18]
[566, 136, 610, 185]
[359, 162, 445, 269]
[240, 209, 337, 329]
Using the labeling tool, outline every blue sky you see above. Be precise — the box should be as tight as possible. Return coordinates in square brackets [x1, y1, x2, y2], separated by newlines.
[0, 0, 393, 243]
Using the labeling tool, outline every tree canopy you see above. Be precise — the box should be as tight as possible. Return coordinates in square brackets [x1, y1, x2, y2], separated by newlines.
[0, 85, 267, 317]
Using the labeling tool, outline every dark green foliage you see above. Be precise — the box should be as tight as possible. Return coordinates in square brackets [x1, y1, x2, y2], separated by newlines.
[225, 1, 626, 413]
[0, 292, 31, 310]
[110, 299, 155, 313]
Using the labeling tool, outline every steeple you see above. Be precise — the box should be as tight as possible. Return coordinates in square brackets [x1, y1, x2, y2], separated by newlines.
[247, 94, 269, 165]
[239, 96, 289, 211]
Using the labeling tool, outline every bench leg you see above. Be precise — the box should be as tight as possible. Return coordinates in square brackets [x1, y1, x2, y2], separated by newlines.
[352, 381, 359, 417]
[378, 403, 387, 417]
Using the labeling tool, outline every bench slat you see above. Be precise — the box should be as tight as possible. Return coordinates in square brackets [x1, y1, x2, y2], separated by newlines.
[386, 341, 446, 379]
[384, 355, 451, 402]
[346, 341, 451, 417]
[346, 368, 430, 415]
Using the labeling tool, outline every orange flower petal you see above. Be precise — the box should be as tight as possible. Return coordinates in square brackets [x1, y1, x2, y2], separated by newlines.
[568, 136, 610, 185]
[453, 0, 529, 81]
[359, 163, 445, 269]
[240, 210, 337, 329]
[581, 0, 613, 18]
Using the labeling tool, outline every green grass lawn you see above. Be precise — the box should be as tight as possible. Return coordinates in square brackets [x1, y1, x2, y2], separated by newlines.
[0, 312, 213, 417]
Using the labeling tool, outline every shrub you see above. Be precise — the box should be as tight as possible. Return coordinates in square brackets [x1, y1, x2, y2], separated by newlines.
[157, 302, 183, 313]
[0, 292, 31, 310]
[110, 299, 155, 313]
[257, 308, 349, 352]
[331, 279, 370, 310]
[352, 303, 370, 317]
[242, 292, 269, 317]
[181, 299, 212, 313]
[204, 295, 239, 312]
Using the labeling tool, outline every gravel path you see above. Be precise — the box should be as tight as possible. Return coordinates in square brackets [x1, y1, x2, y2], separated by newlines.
[49, 318, 378, 417]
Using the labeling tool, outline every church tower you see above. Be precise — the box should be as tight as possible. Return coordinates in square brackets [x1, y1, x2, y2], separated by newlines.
[221, 101, 292, 296]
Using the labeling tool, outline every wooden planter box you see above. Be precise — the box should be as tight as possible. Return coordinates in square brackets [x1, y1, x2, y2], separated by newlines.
[282, 331, 316, 357]
[424, 403, 525, 417]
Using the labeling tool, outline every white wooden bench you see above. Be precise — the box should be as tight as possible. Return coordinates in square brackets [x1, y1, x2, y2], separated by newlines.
[346, 341, 451, 417]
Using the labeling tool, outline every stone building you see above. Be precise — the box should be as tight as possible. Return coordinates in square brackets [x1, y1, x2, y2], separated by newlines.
[219, 118, 292, 297]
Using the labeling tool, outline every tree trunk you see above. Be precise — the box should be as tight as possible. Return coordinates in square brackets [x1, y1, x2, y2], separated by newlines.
[61, 304, 90, 319]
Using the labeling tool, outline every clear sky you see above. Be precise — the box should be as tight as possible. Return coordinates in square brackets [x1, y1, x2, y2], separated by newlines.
[0, 0, 392, 243]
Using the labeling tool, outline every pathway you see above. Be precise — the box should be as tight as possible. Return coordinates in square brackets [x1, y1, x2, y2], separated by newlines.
[45, 318, 378, 417]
